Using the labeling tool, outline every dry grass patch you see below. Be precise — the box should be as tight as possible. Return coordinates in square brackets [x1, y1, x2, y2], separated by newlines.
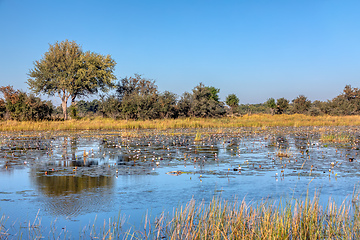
[2, 114, 360, 131]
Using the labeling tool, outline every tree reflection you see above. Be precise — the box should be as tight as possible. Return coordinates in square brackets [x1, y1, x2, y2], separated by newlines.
[31, 171, 114, 217]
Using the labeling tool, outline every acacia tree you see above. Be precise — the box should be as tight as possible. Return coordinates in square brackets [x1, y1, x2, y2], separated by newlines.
[27, 40, 116, 120]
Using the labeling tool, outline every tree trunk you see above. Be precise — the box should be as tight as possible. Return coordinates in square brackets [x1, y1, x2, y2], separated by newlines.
[60, 91, 70, 120]
[62, 100, 68, 120]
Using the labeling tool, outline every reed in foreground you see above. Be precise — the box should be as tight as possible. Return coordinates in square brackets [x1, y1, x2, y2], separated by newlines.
[2, 114, 360, 131]
[129, 194, 360, 239]
[2, 192, 360, 239]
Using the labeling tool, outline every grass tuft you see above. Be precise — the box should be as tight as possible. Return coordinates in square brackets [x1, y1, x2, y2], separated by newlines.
[320, 133, 353, 143]
[276, 148, 292, 158]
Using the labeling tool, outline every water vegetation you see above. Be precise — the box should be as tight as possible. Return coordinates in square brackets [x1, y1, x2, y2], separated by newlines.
[1, 127, 360, 238]
[320, 133, 354, 143]
[2, 192, 360, 239]
[276, 147, 292, 158]
[2, 114, 360, 131]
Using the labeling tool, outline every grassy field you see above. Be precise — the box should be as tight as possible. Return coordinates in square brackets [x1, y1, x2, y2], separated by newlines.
[1, 114, 360, 131]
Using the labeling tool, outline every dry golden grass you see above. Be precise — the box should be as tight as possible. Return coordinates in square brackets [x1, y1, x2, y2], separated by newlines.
[1, 114, 360, 131]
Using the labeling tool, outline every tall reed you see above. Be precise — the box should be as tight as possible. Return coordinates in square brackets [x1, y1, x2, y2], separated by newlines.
[126, 194, 360, 239]
[1, 193, 360, 239]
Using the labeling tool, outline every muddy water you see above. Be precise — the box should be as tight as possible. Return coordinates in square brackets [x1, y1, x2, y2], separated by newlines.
[0, 127, 360, 237]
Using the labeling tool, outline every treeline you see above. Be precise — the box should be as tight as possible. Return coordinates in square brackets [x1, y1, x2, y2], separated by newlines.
[1, 76, 360, 121]
[70, 74, 226, 120]
[63, 82, 360, 118]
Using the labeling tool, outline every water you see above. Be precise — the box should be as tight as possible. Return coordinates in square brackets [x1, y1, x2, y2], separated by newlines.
[0, 127, 359, 238]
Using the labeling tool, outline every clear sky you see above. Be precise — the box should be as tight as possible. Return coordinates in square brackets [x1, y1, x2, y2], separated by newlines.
[1, 0, 360, 105]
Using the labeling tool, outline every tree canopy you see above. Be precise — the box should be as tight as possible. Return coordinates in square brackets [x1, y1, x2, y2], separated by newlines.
[226, 94, 239, 114]
[27, 40, 116, 120]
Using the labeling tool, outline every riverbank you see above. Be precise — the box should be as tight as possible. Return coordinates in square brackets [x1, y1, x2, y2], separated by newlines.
[1, 114, 360, 131]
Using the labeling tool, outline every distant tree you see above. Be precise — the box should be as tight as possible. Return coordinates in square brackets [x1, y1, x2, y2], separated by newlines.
[238, 103, 268, 115]
[291, 95, 311, 114]
[327, 85, 360, 115]
[177, 92, 193, 117]
[342, 84, 360, 101]
[28, 40, 116, 120]
[226, 94, 239, 115]
[116, 74, 157, 100]
[99, 94, 121, 119]
[77, 100, 89, 117]
[308, 100, 323, 116]
[276, 98, 289, 114]
[77, 99, 100, 117]
[190, 83, 225, 117]
[266, 98, 276, 115]
[116, 74, 159, 120]
[158, 91, 178, 119]
[317, 100, 332, 115]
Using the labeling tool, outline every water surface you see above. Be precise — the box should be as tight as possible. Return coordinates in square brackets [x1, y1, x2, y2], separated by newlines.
[0, 127, 359, 238]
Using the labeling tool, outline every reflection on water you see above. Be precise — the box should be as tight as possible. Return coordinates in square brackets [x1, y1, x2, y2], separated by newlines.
[1, 127, 360, 237]
[31, 171, 114, 217]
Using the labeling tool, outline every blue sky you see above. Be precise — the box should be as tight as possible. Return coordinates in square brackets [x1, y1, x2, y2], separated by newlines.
[1, 0, 360, 105]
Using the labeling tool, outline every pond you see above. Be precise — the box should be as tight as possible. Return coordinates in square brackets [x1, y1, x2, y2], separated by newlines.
[0, 126, 360, 238]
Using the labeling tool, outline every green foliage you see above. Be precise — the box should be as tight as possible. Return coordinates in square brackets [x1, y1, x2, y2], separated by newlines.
[158, 91, 178, 119]
[0, 99, 5, 118]
[68, 104, 78, 119]
[266, 98, 276, 109]
[0, 86, 53, 121]
[116, 74, 160, 120]
[226, 94, 239, 114]
[77, 100, 100, 117]
[28, 40, 116, 120]
[117, 74, 157, 100]
[99, 95, 121, 119]
[225, 94, 239, 107]
[327, 85, 360, 115]
[308, 100, 324, 116]
[25, 94, 54, 121]
[177, 92, 192, 117]
[190, 83, 225, 118]
[266, 98, 276, 114]
[276, 97, 289, 114]
[292, 95, 311, 114]
[206, 86, 220, 102]
[238, 103, 268, 114]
